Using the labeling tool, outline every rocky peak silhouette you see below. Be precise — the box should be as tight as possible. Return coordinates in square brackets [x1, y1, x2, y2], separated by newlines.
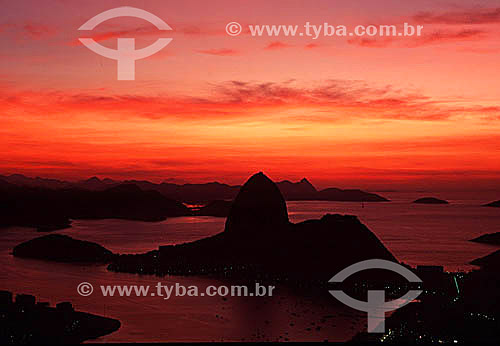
[224, 172, 289, 236]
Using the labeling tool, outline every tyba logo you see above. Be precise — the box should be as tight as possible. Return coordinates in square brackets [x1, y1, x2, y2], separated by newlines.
[78, 7, 172, 80]
[329, 259, 422, 333]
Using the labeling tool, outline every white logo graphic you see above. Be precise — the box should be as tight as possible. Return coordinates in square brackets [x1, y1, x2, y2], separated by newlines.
[77, 282, 94, 296]
[329, 259, 422, 333]
[225, 22, 242, 36]
[79, 7, 173, 80]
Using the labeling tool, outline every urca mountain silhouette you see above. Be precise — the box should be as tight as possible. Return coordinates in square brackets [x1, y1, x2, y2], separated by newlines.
[109, 172, 396, 282]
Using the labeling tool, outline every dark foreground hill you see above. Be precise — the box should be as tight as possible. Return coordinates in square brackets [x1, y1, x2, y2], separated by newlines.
[108, 172, 396, 283]
[0, 290, 120, 344]
[0, 180, 190, 231]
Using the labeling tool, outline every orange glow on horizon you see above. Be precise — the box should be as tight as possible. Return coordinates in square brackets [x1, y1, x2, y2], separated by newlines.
[1, 0, 500, 191]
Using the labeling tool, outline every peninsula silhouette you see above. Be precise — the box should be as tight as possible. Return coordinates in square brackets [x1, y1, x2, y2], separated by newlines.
[13, 234, 114, 263]
[484, 200, 500, 208]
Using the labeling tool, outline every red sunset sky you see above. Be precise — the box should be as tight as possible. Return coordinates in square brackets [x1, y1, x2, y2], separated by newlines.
[1, 0, 499, 191]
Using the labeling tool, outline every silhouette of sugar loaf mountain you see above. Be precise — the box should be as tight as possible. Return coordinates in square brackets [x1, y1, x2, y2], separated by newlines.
[109, 172, 396, 282]
[225, 172, 289, 236]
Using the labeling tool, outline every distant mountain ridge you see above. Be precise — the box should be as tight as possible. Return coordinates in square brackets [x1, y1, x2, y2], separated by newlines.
[0, 173, 388, 203]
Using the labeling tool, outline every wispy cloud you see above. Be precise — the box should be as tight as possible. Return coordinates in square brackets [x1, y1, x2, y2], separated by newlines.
[23, 23, 55, 39]
[197, 48, 239, 56]
[304, 43, 321, 49]
[264, 41, 293, 50]
[72, 23, 225, 46]
[413, 29, 486, 45]
[348, 29, 486, 48]
[1, 80, 498, 124]
[413, 7, 500, 25]
[0, 22, 56, 40]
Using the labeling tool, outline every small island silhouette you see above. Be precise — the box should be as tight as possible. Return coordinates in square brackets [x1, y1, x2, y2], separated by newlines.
[13, 234, 114, 263]
[412, 197, 449, 204]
